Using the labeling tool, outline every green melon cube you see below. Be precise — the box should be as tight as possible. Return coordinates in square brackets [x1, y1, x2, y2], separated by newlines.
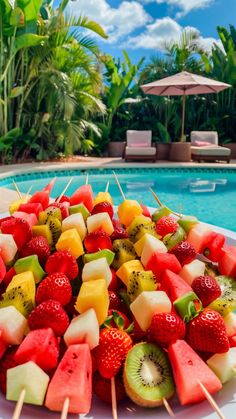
[14, 255, 46, 284]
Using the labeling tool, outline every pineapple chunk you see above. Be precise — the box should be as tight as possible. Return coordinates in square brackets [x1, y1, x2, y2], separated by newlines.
[94, 192, 113, 206]
[75, 279, 109, 325]
[118, 200, 142, 227]
[56, 228, 84, 258]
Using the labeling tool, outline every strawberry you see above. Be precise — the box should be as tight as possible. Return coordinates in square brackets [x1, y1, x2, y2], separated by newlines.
[1, 217, 32, 250]
[97, 328, 132, 378]
[192, 275, 221, 307]
[21, 236, 50, 265]
[28, 299, 69, 336]
[0, 347, 18, 394]
[186, 309, 229, 353]
[55, 195, 71, 204]
[111, 220, 128, 241]
[130, 318, 147, 342]
[3, 267, 16, 286]
[108, 268, 119, 291]
[45, 250, 78, 280]
[149, 312, 185, 347]
[155, 216, 178, 237]
[109, 290, 121, 310]
[84, 230, 112, 253]
[93, 371, 126, 404]
[170, 240, 196, 265]
[47, 202, 69, 219]
[36, 272, 72, 306]
[91, 202, 114, 219]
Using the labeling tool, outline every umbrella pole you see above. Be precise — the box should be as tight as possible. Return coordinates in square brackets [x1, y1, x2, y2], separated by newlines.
[181, 93, 186, 142]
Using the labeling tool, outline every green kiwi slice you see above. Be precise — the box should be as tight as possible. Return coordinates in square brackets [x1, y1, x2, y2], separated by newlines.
[209, 275, 236, 316]
[112, 239, 136, 270]
[0, 286, 34, 317]
[38, 207, 62, 224]
[127, 271, 157, 302]
[124, 342, 175, 407]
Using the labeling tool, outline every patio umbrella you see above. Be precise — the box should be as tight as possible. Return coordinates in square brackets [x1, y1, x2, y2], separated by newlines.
[141, 71, 231, 142]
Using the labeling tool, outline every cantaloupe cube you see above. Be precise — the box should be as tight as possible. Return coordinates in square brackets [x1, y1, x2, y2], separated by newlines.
[118, 200, 142, 227]
[179, 259, 205, 285]
[75, 279, 109, 325]
[7, 271, 36, 302]
[130, 291, 172, 331]
[64, 309, 99, 349]
[116, 260, 144, 286]
[0, 306, 27, 344]
[32, 225, 52, 245]
[87, 213, 114, 236]
[82, 258, 112, 286]
[62, 213, 87, 241]
[56, 228, 84, 259]
[141, 235, 167, 266]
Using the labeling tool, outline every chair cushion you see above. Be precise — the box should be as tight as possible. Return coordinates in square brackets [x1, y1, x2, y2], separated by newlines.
[127, 130, 152, 147]
[194, 141, 215, 147]
[191, 131, 218, 146]
[126, 146, 156, 156]
[129, 142, 149, 147]
[191, 146, 231, 156]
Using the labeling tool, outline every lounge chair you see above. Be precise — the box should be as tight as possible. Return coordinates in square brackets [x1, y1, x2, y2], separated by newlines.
[124, 130, 157, 162]
[190, 131, 231, 163]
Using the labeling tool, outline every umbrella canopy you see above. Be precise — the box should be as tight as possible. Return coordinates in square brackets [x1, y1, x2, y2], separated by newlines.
[141, 71, 231, 141]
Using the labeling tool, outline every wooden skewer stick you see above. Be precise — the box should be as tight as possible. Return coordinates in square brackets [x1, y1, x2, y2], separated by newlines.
[56, 177, 74, 203]
[105, 181, 110, 193]
[162, 397, 175, 417]
[111, 377, 118, 419]
[198, 381, 225, 419]
[149, 188, 163, 207]
[25, 186, 32, 201]
[12, 388, 26, 419]
[12, 180, 22, 199]
[60, 397, 70, 419]
[112, 171, 126, 201]
[85, 173, 89, 185]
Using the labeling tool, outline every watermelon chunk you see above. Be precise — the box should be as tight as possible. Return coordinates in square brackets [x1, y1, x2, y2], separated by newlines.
[14, 328, 59, 372]
[168, 340, 222, 405]
[145, 253, 181, 281]
[162, 270, 192, 302]
[187, 224, 213, 253]
[43, 178, 56, 193]
[0, 332, 7, 359]
[18, 203, 43, 217]
[202, 232, 225, 262]
[29, 191, 50, 210]
[70, 185, 94, 212]
[218, 246, 236, 278]
[45, 344, 92, 414]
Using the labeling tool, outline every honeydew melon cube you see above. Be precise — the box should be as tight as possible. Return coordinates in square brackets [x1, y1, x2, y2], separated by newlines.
[141, 234, 167, 266]
[116, 260, 144, 286]
[207, 348, 236, 383]
[62, 213, 87, 241]
[0, 306, 27, 344]
[130, 291, 172, 331]
[64, 308, 99, 349]
[7, 361, 49, 405]
[87, 212, 114, 236]
[82, 257, 112, 286]
[69, 203, 90, 221]
[224, 312, 236, 337]
[179, 259, 205, 285]
[0, 234, 17, 264]
[56, 228, 84, 259]
[75, 279, 109, 325]
[7, 271, 36, 302]
[14, 255, 45, 284]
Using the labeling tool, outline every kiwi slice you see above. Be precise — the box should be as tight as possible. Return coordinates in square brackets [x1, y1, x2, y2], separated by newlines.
[46, 216, 62, 245]
[209, 275, 236, 316]
[38, 207, 62, 224]
[127, 271, 157, 302]
[0, 286, 34, 317]
[112, 239, 136, 270]
[124, 342, 175, 407]
[127, 216, 153, 243]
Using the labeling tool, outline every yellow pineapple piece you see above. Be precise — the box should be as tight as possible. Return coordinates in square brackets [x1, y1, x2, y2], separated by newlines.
[118, 200, 142, 227]
[94, 192, 113, 206]
[6, 271, 36, 304]
[116, 260, 144, 286]
[56, 228, 84, 259]
[32, 225, 53, 246]
[75, 278, 109, 324]
[9, 197, 28, 215]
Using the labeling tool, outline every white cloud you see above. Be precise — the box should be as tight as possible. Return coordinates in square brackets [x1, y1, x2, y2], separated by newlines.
[67, 0, 151, 41]
[138, 0, 214, 17]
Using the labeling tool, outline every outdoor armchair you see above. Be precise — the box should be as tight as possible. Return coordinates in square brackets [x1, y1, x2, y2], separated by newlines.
[190, 131, 231, 163]
[124, 130, 157, 162]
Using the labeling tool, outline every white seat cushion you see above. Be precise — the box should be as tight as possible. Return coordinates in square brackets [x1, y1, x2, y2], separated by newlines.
[191, 131, 218, 145]
[125, 146, 156, 156]
[127, 130, 152, 147]
[191, 146, 231, 156]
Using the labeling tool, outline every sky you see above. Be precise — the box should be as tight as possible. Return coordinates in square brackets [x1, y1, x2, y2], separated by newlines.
[64, 0, 236, 62]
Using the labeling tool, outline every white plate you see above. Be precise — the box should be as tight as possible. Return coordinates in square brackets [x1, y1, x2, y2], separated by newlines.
[0, 215, 236, 418]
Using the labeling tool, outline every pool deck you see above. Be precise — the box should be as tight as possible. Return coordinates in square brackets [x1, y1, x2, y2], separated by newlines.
[0, 157, 236, 213]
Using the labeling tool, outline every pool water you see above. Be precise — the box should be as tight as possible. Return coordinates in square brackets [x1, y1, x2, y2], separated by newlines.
[1, 167, 236, 232]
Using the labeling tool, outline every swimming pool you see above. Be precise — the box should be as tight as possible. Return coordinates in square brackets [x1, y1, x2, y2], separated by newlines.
[1, 167, 236, 232]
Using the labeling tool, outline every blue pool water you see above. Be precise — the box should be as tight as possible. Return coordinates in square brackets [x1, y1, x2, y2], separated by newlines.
[1, 167, 236, 232]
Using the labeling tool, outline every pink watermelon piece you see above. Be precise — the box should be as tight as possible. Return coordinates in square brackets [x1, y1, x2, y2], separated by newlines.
[0, 255, 6, 284]
[70, 184, 94, 212]
[18, 202, 43, 217]
[187, 224, 213, 253]
[29, 191, 50, 210]
[14, 328, 59, 372]
[140, 203, 151, 218]
[146, 253, 181, 281]
[162, 270, 192, 302]
[0, 333, 7, 359]
[45, 344, 92, 414]
[13, 212, 38, 227]
[218, 246, 236, 278]
[43, 178, 56, 193]
[168, 339, 222, 405]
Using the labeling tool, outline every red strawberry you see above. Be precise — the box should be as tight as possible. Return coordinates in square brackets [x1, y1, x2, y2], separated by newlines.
[170, 240, 196, 265]
[45, 250, 78, 280]
[93, 371, 126, 404]
[155, 216, 178, 237]
[229, 335, 236, 347]
[107, 309, 131, 330]
[130, 318, 147, 342]
[109, 290, 121, 310]
[55, 195, 71, 204]
[36, 272, 72, 306]
[186, 309, 229, 353]
[21, 236, 50, 265]
[1, 217, 32, 250]
[47, 202, 69, 219]
[0, 347, 18, 394]
[108, 268, 119, 291]
[84, 231, 112, 253]
[111, 219, 128, 241]
[28, 299, 69, 336]
[97, 328, 132, 378]
[149, 312, 185, 347]
[91, 202, 114, 219]
[3, 267, 16, 286]
[192, 275, 222, 307]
